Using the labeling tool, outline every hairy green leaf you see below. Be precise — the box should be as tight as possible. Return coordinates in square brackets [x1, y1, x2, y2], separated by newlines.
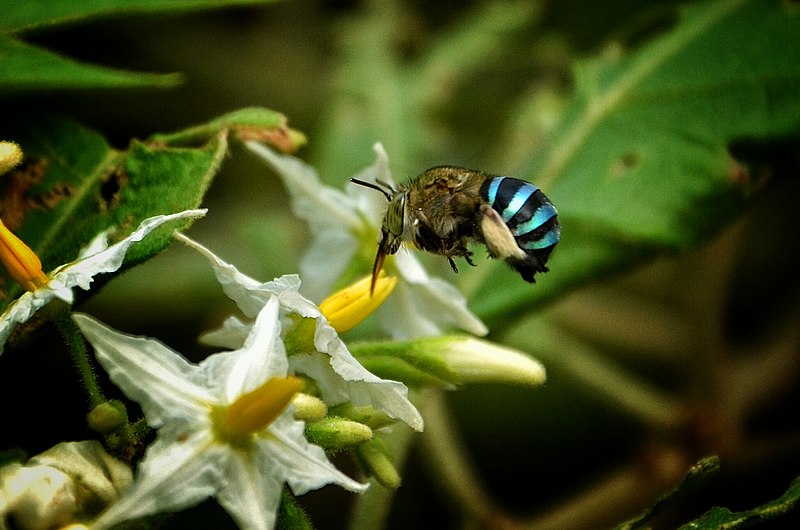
[471, 0, 800, 322]
[0, 109, 287, 306]
[617, 456, 721, 529]
[678, 473, 800, 529]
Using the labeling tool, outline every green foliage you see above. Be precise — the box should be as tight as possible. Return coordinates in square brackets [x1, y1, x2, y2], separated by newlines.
[620, 457, 800, 529]
[471, 0, 800, 321]
[0, 113, 222, 302]
[683, 476, 800, 528]
[0, 0, 279, 93]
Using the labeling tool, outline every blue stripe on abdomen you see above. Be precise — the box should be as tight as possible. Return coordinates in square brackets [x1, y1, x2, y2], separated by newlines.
[512, 202, 557, 236]
[521, 228, 560, 250]
[485, 177, 503, 205]
[502, 185, 536, 222]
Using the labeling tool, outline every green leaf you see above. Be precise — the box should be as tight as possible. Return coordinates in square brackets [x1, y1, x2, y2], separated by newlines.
[147, 107, 307, 152]
[0, 0, 280, 93]
[0, 110, 246, 305]
[616, 456, 721, 529]
[277, 488, 315, 530]
[678, 473, 800, 529]
[0, 36, 181, 93]
[0, 0, 280, 34]
[470, 0, 800, 322]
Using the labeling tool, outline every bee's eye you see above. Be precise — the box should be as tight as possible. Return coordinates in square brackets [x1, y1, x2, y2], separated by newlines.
[384, 193, 406, 237]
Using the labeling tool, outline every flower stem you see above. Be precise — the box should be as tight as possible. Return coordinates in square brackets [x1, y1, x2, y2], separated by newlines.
[53, 304, 105, 408]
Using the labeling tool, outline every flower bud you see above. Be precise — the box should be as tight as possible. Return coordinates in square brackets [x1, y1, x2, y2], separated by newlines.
[355, 437, 401, 489]
[86, 400, 128, 434]
[292, 392, 327, 422]
[305, 417, 373, 450]
[350, 335, 546, 388]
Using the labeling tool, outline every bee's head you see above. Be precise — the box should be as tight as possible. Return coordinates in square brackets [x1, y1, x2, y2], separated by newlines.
[350, 178, 406, 295]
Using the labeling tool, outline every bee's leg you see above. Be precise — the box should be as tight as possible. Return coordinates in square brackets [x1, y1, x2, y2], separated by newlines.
[447, 256, 460, 273]
[464, 251, 476, 267]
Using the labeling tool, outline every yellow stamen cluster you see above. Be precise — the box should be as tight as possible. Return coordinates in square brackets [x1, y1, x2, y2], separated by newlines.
[320, 272, 397, 333]
[213, 376, 303, 445]
[0, 218, 48, 292]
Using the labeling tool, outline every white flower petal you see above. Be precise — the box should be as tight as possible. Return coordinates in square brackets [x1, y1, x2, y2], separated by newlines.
[299, 232, 358, 301]
[0, 289, 59, 354]
[246, 140, 363, 232]
[310, 320, 424, 431]
[215, 450, 283, 530]
[0, 210, 206, 356]
[53, 210, 207, 292]
[199, 315, 252, 349]
[174, 233, 267, 318]
[218, 298, 289, 401]
[378, 252, 488, 339]
[72, 313, 215, 427]
[265, 414, 367, 494]
[93, 430, 222, 530]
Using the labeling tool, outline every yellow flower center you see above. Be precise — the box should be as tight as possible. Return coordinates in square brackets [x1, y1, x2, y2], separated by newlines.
[0, 219, 48, 291]
[213, 376, 303, 445]
[319, 272, 397, 333]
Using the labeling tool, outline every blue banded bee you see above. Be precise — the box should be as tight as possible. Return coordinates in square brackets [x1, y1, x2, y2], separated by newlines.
[351, 166, 560, 293]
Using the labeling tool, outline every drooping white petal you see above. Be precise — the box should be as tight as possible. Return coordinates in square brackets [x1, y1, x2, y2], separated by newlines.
[303, 317, 424, 431]
[378, 251, 488, 339]
[0, 288, 65, 354]
[199, 315, 251, 349]
[52, 210, 207, 293]
[72, 313, 215, 427]
[298, 232, 359, 301]
[0, 210, 207, 355]
[246, 141, 363, 233]
[175, 233, 303, 319]
[264, 414, 367, 494]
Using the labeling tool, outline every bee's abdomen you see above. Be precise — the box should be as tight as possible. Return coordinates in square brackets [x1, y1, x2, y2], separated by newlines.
[480, 176, 560, 281]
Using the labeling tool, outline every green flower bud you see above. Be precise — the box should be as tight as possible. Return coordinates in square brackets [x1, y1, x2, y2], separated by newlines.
[87, 401, 128, 434]
[292, 393, 327, 422]
[351, 335, 546, 388]
[305, 417, 373, 450]
[355, 437, 401, 489]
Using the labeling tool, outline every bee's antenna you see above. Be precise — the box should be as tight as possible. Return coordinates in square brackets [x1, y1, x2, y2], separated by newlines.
[350, 178, 392, 202]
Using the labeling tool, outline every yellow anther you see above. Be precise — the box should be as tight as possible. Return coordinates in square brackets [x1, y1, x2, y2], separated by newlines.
[0, 218, 48, 291]
[215, 376, 303, 443]
[319, 272, 397, 333]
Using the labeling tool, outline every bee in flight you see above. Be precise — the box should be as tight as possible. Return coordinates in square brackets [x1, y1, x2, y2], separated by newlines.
[351, 166, 560, 294]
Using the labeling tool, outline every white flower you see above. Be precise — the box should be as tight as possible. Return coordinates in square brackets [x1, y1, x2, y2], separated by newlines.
[245, 140, 488, 339]
[73, 298, 366, 530]
[0, 463, 77, 530]
[0, 209, 206, 354]
[175, 233, 424, 432]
